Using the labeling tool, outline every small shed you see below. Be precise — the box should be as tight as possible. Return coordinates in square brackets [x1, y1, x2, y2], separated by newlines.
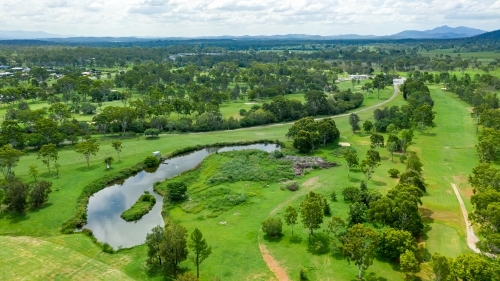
[153, 151, 161, 158]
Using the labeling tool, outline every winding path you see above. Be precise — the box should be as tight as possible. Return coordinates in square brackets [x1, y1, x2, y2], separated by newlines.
[450, 183, 481, 253]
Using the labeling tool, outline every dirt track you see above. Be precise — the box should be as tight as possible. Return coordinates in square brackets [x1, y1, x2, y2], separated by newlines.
[258, 243, 290, 281]
[450, 183, 480, 253]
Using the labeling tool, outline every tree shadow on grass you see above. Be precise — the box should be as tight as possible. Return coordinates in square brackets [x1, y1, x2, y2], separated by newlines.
[354, 272, 388, 281]
[29, 203, 54, 213]
[349, 177, 362, 183]
[289, 235, 303, 244]
[375, 254, 400, 272]
[421, 132, 437, 137]
[76, 164, 100, 172]
[39, 171, 55, 178]
[0, 211, 30, 224]
[263, 233, 284, 243]
[371, 180, 387, 187]
[307, 232, 330, 255]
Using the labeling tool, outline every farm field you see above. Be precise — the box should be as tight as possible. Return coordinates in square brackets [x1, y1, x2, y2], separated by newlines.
[419, 49, 500, 62]
[0, 80, 480, 280]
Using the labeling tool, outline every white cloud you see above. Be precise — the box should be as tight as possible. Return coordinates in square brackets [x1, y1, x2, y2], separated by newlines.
[0, 0, 498, 37]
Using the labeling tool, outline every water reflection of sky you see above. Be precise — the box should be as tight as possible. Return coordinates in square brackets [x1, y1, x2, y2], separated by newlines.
[84, 143, 279, 249]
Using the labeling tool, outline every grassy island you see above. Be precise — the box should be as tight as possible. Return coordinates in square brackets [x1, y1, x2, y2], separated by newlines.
[121, 193, 156, 222]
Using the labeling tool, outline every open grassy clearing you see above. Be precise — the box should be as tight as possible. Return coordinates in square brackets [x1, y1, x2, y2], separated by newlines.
[0, 81, 478, 280]
[419, 49, 500, 62]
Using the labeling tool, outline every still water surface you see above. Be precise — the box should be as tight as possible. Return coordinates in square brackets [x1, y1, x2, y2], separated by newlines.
[84, 143, 279, 248]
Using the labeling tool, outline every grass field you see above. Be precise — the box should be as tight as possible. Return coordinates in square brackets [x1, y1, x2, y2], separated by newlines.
[419, 49, 500, 62]
[0, 80, 480, 280]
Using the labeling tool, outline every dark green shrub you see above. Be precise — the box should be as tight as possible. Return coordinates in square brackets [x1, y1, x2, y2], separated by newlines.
[102, 242, 114, 254]
[144, 156, 160, 168]
[273, 150, 283, 159]
[330, 190, 337, 201]
[388, 168, 400, 178]
[324, 198, 331, 216]
[167, 182, 187, 201]
[282, 181, 299, 191]
[239, 109, 247, 116]
[144, 128, 160, 138]
[82, 228, 94, 237]
[261, 217, 282, 237]
[300, 267, 308, 281]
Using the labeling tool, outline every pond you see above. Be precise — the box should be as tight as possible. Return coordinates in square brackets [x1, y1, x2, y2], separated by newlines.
[84, 143, 280, 249]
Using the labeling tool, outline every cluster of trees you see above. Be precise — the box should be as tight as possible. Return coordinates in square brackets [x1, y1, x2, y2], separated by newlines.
[286, 117, 340, 153]
[0, 178, 53, 213]
[145, 220, 211, 279]
[263, 89, 363, 122]
[262, 188, 423, 279]
[370, 78, 435, 133]
[0, 144, 53, 212]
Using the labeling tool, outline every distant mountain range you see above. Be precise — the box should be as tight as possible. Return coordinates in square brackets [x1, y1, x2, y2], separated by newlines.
[0, 25, 488, 41]
[0, 30, 68, 40]
[389, 25, 486, 39]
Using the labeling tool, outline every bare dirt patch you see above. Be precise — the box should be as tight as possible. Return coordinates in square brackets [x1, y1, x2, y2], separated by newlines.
[338, 142, 351, 147]
[270, 176, 319, 216]
[258, 243, 290, 281]
[302, 176, 319, 188]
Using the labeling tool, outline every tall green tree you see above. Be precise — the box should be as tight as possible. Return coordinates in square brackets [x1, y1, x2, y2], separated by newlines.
[3, 179, 29, 212]
[145, 225, 165, 268]
[387, 141, 398, 161]
[452, 254, 491, 281]
[400, 250, 419, 280]
[347, 202, 367, 226]
[0, 145, 23, 179]
[74, 139, 100, 166]
[38, 144, 58, 173]
[430, 253, 452, 281]
[343, 149, 359, 178]
[370, 133, 385, 149]
[188, 228, 212, 279]
[300, 191, 326, 241]
[363, 120, 373, 133]
[160, 219, 189, 274]
[349, 113, 361, 133]
[284, 206, 298, 236]
[29, 180, 52, 208]
[111, 140, 122, 161]
[413, 104, 435, 132]
[341, 224, 379, 280]
[28, 164, 38, 182]
[378, 228, 417, 260]
[48, 102, 71, 125]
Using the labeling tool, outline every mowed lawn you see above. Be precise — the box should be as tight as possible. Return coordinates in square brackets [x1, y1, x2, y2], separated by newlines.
[0, 82, 477, 280]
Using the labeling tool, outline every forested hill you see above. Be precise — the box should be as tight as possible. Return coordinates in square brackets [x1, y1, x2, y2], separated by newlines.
[470, 29, 500, 41]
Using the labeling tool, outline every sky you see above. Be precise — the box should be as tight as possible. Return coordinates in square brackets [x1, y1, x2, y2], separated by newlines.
[0, 0, 499, 37]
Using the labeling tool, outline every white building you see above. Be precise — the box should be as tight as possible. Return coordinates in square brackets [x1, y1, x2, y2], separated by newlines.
[349, 74, 369, 80]
[393, 77, 407, 85]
